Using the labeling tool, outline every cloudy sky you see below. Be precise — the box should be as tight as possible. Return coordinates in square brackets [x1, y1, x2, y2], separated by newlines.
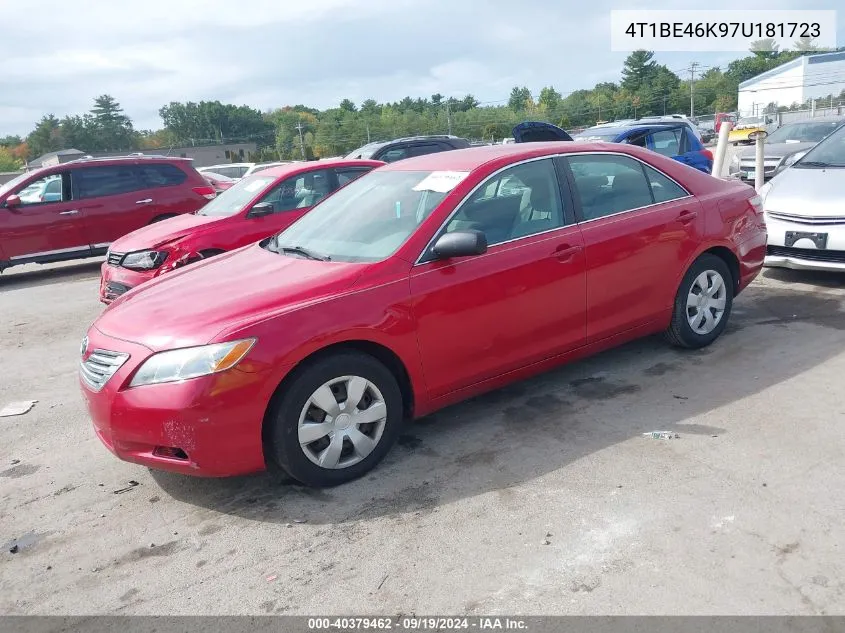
[1, 0, 841, 136]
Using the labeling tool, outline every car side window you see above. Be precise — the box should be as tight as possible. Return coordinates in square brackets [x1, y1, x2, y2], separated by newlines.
[643, 165, 689, 203]
[336, 167, 372, 187]
[15, 174, 66, 206]
[443, 158, 565, 247]
[408, 143, 444, 158]
[567, 154, 654, 221]
[649, 129, 681, 157]
[73, 166, 144, 200]
[137, 164, 187, 188]
[258, 169, 333, 212]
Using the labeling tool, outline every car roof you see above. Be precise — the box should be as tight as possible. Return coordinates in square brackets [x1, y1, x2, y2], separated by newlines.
[381, 141, 632, 172]
[246, 157, 384, 179]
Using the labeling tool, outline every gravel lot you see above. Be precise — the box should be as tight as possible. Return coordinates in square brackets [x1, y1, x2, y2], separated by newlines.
[1, 255, 845, 616]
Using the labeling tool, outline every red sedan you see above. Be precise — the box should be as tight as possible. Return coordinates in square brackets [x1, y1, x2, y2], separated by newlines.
[99, 159, 383, 302]
[80, 142, 766, 486]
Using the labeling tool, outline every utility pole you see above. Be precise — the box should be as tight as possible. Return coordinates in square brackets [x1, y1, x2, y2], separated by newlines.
[689, 62, 699, 118]
[294, 121, 306, 159]
[366, 123, 371, 143]
[663, 94, 668, 115]
[446, 101, 452, 135]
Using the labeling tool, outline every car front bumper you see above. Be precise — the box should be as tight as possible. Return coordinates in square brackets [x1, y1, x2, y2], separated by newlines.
[764, 214, 845, 272]
[99, 262, 158, 304]
[79, 327, 274, 477]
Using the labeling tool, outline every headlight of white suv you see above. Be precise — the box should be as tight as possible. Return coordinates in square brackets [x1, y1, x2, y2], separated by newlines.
[778, 151, 807, 170]
[129, 339, 256, 387]
[121, 250, 168, 271]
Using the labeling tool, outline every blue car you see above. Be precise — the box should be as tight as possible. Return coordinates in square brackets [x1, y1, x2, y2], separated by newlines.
[572, 122, 713, 174]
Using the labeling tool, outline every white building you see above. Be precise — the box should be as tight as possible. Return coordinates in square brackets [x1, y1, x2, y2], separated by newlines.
[737, 50, 845, 117]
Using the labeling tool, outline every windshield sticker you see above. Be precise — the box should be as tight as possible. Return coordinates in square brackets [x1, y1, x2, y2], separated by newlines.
[244, 179, 271, 193]
[412, 171, 470, 193]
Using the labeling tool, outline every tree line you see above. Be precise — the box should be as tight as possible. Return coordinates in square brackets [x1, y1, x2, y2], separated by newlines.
[2, 39, 843, 171]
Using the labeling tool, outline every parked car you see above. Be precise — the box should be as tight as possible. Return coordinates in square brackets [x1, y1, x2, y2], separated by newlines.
[202, 171, 237, 193]
[98, 158, 383, 302]
[761, 122, 845, 272]
[715, 112, 737, 134]
[197, 163, 254, 180]
[729, 117, 845, 182]
[80, 142, 765, 485]
[729, 115, 778, 145]
[344, 135, 470, 163]
[573, 122, 713, 173]
[0, 156, 215, 273]
[245, 161, 295, 176]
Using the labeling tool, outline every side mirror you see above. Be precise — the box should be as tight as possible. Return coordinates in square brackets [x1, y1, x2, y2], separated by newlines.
[4, 194, 21, 208]
[247, 202, 274, 218]
[431, 230, 487, 260]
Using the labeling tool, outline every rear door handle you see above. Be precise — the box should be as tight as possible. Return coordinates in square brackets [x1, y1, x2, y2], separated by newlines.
[554, 244, 583, 262]
[136, 198, 153, 204]
[59, 209, 79, 215]
[677, 210, 698, 223]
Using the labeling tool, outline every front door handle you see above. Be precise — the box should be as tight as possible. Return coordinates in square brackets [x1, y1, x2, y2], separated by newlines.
[136, 198, 153, 204]
[59, 209, 79, 215]
[677, 210, 698, 224]
[554, 244, 583, 262]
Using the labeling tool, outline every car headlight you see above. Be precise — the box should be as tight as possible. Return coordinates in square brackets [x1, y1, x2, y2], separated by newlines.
[129, 339, 256, 387]
[121, 250, 168, 271]
[778, 151, 807, 170]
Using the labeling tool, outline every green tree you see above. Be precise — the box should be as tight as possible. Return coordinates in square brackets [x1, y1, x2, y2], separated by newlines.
[26, 115, 64, 157]
[0, 135, 22, 147]
[750, 39, 779, 58]
[621, 50, 657, 91]
[508, 86, 532, 111]
[0, 146, 22, 171]
[538, 86, 562, 113]
[339, 99, 356, 112]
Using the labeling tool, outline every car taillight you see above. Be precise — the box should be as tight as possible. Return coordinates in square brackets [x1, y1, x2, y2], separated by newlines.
[699, 148, 713, 161]
[192, 185, 217, 200]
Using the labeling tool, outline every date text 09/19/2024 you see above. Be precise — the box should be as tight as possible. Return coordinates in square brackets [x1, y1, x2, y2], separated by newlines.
[307, 617, 528, 630]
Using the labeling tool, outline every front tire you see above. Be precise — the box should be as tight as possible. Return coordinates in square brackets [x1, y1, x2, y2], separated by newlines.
[665, 254, 733, 349]
[267, 352, 403, 487]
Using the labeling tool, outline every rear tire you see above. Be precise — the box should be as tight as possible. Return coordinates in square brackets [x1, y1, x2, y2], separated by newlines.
[267, 352, 403, 487]
[665, 254, 733, 349]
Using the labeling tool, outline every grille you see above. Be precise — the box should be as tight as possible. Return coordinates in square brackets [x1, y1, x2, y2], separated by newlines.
[767, 211, 845, 226]
[104, 282, 131, 301]
[107, 251, 124, 266]
[80, 349, 129, 392]
[767, 245, 845, 264]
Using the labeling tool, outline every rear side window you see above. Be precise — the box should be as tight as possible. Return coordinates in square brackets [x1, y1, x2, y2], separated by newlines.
[336, 167, 372, 187]
[138, 164, 187, 188]
[649, 129, 681, 157]
[408, 143, 446, 158]
[643, 165, 689, 203]
[379, 147, 409, 163]
[567, 154, 654, 221]
[73, 166, 144, 199]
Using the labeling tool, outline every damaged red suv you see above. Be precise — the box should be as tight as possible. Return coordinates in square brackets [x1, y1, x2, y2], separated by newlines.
[99, 159, 382, 302]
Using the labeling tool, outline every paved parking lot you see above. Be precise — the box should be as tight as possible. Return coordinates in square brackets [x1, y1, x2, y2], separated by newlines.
[2, 258, 845, 615]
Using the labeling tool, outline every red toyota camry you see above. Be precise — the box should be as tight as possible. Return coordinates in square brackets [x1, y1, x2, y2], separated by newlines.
[80, 142, 766, 486]
[99, 158, 383, 302]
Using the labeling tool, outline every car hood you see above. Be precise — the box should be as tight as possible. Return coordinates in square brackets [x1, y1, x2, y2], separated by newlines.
[94, 244, 364, 351]
[736, 142, 817, 161]
[110, 213, 223, 252]
[512, 121, 573, 143]
[764, 167, 844, 217]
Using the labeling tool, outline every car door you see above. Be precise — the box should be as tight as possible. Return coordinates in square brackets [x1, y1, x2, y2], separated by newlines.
[562, 153, 703, 344]
[242, 168, 336, 240]
[410, 157, 586, 398]
[651, 127, 710, 173]
[0, 171, 89, 261]
[71, 164, 149, 249]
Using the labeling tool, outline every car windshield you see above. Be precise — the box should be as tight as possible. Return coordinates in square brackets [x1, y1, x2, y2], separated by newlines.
[765, 121, 843, 144]
[197, 175, 275, 217]
[266, 170, 453, 263]
[793, 123, 845, 168]
[345, 143, 381, 160]
[0, 170, 44, 198]
[573, 127, 621, 141]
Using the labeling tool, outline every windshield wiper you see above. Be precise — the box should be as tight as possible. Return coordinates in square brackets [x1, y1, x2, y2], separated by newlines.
[279, 245, 331, 261]
[797, 160, 833, 168]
